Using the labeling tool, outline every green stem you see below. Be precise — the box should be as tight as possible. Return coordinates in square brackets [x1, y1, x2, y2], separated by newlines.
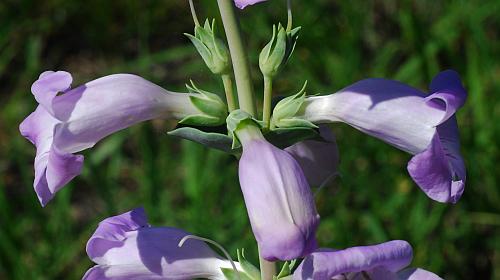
[188, 0, 200, 26]
[259, 247, 276, 280]
[221, 74, 237, 111]
[262, 75, 273, 129]
[286, 0, 292, 32]
[217, 0, 257, 116]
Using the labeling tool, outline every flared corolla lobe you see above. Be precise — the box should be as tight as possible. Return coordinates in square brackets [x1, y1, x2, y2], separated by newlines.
[294, 240, 442, 280]
[285, 125, 339, 187]
[20, 71, 201, 206]
[235, 121, 319, 261]
[84, 208, 237, 280]
[296, 70, 467, 203]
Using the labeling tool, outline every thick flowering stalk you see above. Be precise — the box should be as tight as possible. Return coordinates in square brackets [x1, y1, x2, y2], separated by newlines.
[288, 70, 467, 203]
[229, 111, 320, 261]
[293, 240, 443, 280]
[84, 208, 243, 279]
[285, 125, 339, 187]
[20, 71, 225, 206]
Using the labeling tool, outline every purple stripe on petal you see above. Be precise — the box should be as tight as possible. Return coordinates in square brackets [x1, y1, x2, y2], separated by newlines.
[293, 240, 413, 280]
[20, 71, 199, 206]
[234, 0, 268, 9]
[237, 126, 319, 261]
[85, 208, 233, 280]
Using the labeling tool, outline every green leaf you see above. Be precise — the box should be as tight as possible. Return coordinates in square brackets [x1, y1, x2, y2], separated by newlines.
[264, 127, 318, 149]
[168, 127, 236, 154]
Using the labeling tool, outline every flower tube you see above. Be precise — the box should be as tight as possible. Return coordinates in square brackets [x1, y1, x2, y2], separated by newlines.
[293, 240, 443, 280]
[84, 208, 241, 279]
[229, 110, 320, 261]
[292, 70, 467, 203]
[20, 71, 225, 206]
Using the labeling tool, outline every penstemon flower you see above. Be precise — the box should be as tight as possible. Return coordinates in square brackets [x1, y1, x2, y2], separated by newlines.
[276, 70, 467, 203]
[83, 208, 253, 280]
[20, 71, 226, 206]
[228, 110, 319, 261]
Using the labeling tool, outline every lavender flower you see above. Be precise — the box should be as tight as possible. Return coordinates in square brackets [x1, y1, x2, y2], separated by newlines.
[285, 125, 339, 187]
[84, 208, 241, 279]
[231, 112, 319, 261]
[19, 71, 218, 206]
[293, 70, 467, 203]
[234, 0, 268, 9]
[293, 240, 443, 280]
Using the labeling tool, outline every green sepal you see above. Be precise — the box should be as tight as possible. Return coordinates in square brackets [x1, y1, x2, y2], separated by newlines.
[273, 260, 297, 279]
[271, 81, 316, 129]
[167, 127, 236, 154]
[186, 19, 230, 75]
[284, 26, 301, 64]
[221, 268, 254, 280]
[179, 81, 227, 126]
[275, 118, 317, 129]
[226, 110, 261, 149]
[237, 249, 261, 280]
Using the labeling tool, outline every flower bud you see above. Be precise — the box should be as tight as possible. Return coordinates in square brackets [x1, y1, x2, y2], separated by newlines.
[185, 19, 231, 75]
[259, 24, 301, 78]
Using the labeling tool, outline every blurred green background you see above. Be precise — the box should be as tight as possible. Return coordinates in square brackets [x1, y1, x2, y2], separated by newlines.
[0, 0, 499, 279]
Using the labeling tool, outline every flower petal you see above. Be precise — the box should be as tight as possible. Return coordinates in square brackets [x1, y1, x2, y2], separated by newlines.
[31, 71, 72, 114]
[20, 106, 83, 206]
[293, 240, 413, 280]
[20, 71, 199, 205]
[397, 268, 443, 280]
[407, 118, 465, 203]
[407, 71, 467, 203]
[297, 70, 467, 203]
[234, 0, 268, 9]
[237, 126, 319, 261]
[85, 208, 232, 280]
[285, 125, 339, 187]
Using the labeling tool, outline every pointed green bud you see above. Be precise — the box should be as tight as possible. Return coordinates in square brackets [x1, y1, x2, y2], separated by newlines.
[270, 81, 317, 129]
[259, 24, 301, 78]
[179, 81, 227, 126]
[185, 19, 231, 75]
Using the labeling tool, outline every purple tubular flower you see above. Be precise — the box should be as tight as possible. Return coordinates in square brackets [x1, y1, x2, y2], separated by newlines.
[234, 0, 268, 9]
[20, 71, 200, 206]
[293, 240, 443, 280]
[236, 124, 320, 261]
[297, 70, 467, 203]
[285, 125, 339, 187]
[84, 207, 238, 280]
